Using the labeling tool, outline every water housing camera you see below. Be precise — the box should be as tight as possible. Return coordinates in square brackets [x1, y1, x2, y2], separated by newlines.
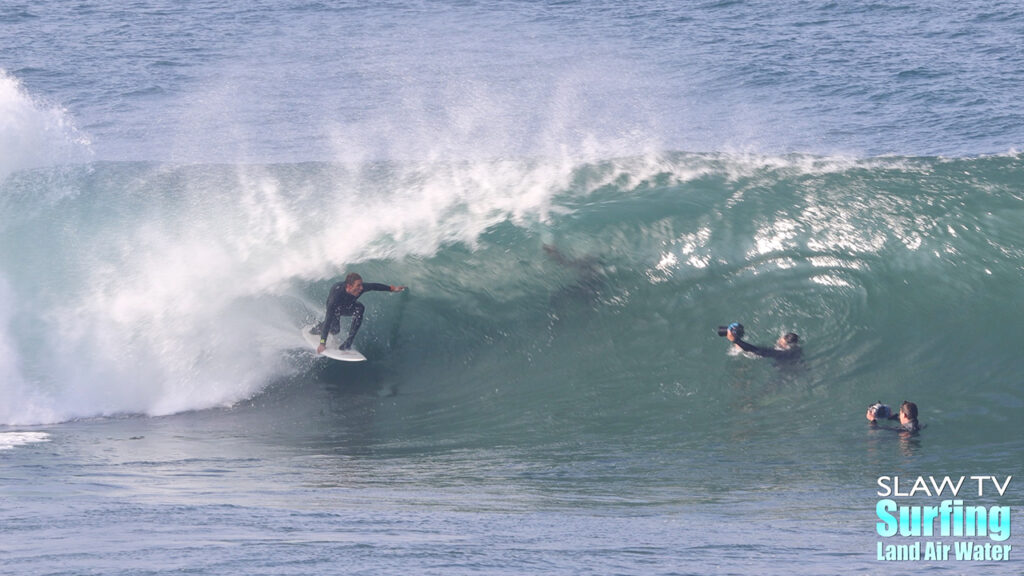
[717, 323, 743, 339]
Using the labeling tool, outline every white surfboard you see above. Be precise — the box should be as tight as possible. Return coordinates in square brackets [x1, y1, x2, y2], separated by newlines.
[302, 325, 367, 362]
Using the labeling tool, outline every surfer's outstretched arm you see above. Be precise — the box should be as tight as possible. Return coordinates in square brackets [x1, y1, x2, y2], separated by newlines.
[362, 283, 406, 293]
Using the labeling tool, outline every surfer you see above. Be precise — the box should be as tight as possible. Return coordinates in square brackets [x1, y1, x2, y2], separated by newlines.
[543, 243, 606, 295]
[722, 323, 801, 360]
[543, 244, 599, 271]
[866, 401, 922, 432]
[313, 273, 406, 353]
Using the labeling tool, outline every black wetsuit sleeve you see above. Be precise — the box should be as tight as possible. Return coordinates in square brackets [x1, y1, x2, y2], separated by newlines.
[735, 339, 801, 361]
[361, 282, 392, 292]
[734, 339, 771, 357]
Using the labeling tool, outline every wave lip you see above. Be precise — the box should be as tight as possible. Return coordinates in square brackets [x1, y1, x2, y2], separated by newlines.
[0, 70, 91, 179]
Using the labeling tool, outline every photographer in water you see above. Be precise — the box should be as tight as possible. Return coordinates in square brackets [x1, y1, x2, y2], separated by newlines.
[718, 322, 801, 361]
[866, 401, 922, 433]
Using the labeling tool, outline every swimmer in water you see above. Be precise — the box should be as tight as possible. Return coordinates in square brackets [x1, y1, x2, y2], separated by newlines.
[722, 322, 801, 361]
[867, 400, 921, 432]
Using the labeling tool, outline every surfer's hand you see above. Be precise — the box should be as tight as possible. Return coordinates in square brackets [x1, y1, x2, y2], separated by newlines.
[391, 285, 406, 292]
[317, 344, 326, 354]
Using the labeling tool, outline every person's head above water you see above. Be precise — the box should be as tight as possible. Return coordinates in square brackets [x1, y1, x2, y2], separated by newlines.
[899, 401, 920, 430]
[777, 332, 799, 349]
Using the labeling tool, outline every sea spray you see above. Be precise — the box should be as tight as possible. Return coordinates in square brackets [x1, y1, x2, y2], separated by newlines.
[0, 69, 91, 179]
[0, 156, 590, 423]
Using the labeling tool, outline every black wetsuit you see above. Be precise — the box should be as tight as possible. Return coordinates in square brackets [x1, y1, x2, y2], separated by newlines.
[872, 413, 922, 433]
[733, 339, 801, 361]
[317, 282, 391, 349]
[872, 421, 923, 434]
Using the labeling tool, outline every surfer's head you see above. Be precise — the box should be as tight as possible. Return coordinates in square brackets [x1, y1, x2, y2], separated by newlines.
[777, 332, 799, 349]
[345, 272, 364, 295]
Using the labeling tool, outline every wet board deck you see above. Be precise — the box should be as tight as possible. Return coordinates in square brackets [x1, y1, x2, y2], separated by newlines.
[301, 325, 367, 362]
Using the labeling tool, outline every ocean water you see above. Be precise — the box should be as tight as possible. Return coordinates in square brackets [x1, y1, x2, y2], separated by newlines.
[2, 1, 1023, 574]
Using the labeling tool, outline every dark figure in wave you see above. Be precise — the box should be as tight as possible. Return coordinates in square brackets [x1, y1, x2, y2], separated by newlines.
[543, 243, 610, 302]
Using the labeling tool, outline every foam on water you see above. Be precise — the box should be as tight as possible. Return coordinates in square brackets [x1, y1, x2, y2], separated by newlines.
[0, 431, 50, 450]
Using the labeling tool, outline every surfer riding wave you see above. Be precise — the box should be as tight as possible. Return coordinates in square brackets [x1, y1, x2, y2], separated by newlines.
[311, 273, 406, 354]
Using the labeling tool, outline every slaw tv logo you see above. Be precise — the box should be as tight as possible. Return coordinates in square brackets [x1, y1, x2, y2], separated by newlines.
[875, 476, 1013, 562]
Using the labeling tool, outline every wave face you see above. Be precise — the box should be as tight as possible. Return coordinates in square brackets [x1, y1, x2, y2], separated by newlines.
[2, 152, 1022, 440]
